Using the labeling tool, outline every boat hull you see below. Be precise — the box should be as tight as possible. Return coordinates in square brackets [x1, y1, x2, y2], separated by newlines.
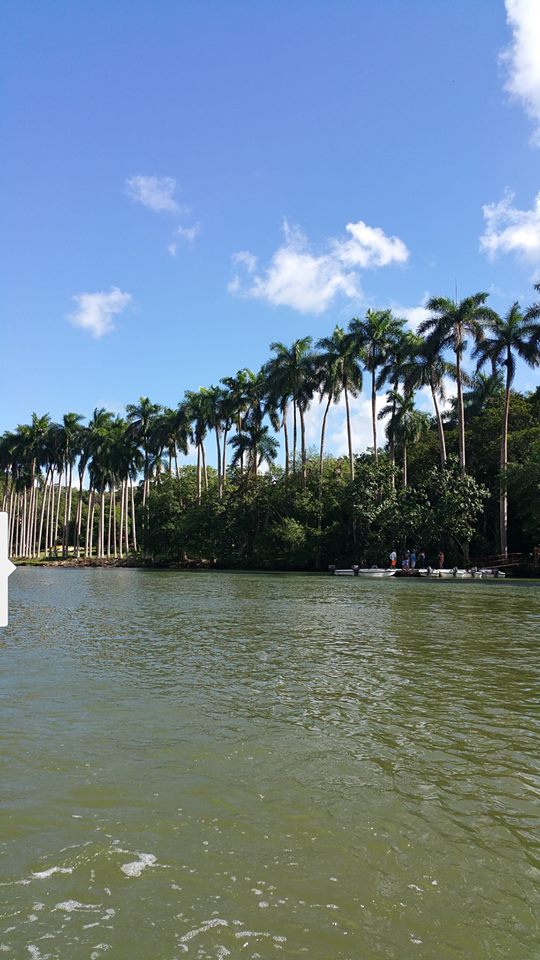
[334, 568, 395, 578]
[419, 568, 483, 579]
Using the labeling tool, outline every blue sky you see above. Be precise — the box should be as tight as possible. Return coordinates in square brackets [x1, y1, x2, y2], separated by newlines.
[2, 0, 539, 454]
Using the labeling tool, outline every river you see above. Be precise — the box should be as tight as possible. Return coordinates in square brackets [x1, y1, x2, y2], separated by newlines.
[1, 568, 539, 959]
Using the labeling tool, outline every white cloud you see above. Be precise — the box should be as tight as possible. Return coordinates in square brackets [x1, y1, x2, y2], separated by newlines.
[333, 220, 409, 269]
[69, 287, 132, 338]
[176, 223, 200, 243]
[232, 250, 257, 273]
[126, 175, 180, 213]
[480, 189, 540, 261]
[229, 218, 409, 314]
[502, 0, 540, 145]
[389, 294, 431, 331]
[168, 222, 201, 256]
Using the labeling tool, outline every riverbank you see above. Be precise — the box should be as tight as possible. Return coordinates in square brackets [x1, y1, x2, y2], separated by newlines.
[13, 556, 540, 577]
[14, 556, 216, 569]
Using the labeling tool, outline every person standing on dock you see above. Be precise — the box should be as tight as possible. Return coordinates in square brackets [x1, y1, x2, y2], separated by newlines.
[389, 549, 397, 569]
[437, 550, 445, 569]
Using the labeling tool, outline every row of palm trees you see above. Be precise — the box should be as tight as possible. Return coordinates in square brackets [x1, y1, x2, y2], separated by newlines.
[1, 287, 539, 559]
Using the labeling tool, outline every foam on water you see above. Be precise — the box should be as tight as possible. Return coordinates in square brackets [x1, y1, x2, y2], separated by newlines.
[31, 867, 72, 880]
[120, 853, 157, 878]
[53, 901, 100, 913]
[179, 919, 229, 943]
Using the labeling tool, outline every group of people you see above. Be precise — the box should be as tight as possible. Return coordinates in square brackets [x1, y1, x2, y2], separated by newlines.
[388, 548, 445, 571]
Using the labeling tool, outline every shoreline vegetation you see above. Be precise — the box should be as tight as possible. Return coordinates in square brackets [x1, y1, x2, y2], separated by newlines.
[13, 558, 540, 578]
[2, 290, 540, 572]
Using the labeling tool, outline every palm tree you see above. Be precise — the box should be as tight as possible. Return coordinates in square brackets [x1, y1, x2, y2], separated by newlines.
[402, 338, 452, 468]
[199, 385, 228, 497]
[347, 309, 403, 463]
[14, 413, 52, 557]
[58, 413, 84, 558]
[184, 390, 212, 503]
[262, 351, 292, 480]
[220, 369, 258, 478]
[266, 338, 313, 475]
[126, 397, 162, 506]
[379, 390, 430, 487]
[85, 408, 116, 557]
[316, 326, 363, 481]
[229, 422, 278, 477]
[73, 424, 90, 558]
[377, 326, 417, 482]
[474, 301, 540, 555]
[419, 293, 498, 472]
[462, 371, 504, 419]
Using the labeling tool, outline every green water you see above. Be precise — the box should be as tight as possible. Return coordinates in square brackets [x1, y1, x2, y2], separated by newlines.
[1, 569, 539, 960]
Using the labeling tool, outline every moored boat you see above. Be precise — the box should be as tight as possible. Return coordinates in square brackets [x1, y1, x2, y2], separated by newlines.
[418, 567, 483, 579]
[332, 567, 395, 578]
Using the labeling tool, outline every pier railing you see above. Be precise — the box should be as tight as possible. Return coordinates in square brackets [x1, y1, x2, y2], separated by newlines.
[470, 552, 524, 569]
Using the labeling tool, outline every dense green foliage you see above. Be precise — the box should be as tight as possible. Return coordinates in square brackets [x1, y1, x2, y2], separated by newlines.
[1, 287, 539, 567]
[141, 456, 489, 568]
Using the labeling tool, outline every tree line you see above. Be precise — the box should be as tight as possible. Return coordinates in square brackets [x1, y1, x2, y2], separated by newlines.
[1, 287, 539, 565]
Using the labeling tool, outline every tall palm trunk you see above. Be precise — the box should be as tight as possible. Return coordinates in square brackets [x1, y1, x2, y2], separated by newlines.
[299, 407, 307, 483]
[9, 492, 17, 557]
[74, 471, 84, 558]
[85, 489, 94, 557]
[196, 444, 201, 504]
[371, 368, 378, 463]
[282, 405, 289, 481]
[112, 485, 118, 558]
[21, 488, 28, 557]
[130, 479, 137, 552]
[292, 400, 298, 473]
[222, 427, 229, 488]
[37, 467, 52, 556]
[430, 380, 447, 468]
[107, 487, 113, 557]
[344, 385, 355, 481]
[53, 469, 63, 556]
[119, 481, 125, 559]
[202, 442, 208, 490]
[45, 472, 54, 557]
[13, 495, 20, 557]
[89, 496, 96, 558]
[455, 345, 466, 472]
[500, 354, 511, 557]
[28, 463, 37, 556]
[237, 416, 244, 476]
[99, 490, 106, 558]
[319, 393, 332, 483]
[62, 463, 73, 558]
[389, 380, 398, 490]
[402, 442, 408, 488]
[215, 427, 222, 498]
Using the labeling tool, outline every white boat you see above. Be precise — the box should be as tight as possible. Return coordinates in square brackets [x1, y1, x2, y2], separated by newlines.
[479, 568, 506, 579]
[333, 567, 395, 578]
[419, 567, 483, 579]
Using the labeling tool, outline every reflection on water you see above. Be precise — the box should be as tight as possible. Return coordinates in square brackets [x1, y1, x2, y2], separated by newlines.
[1, 569, 540, 959]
